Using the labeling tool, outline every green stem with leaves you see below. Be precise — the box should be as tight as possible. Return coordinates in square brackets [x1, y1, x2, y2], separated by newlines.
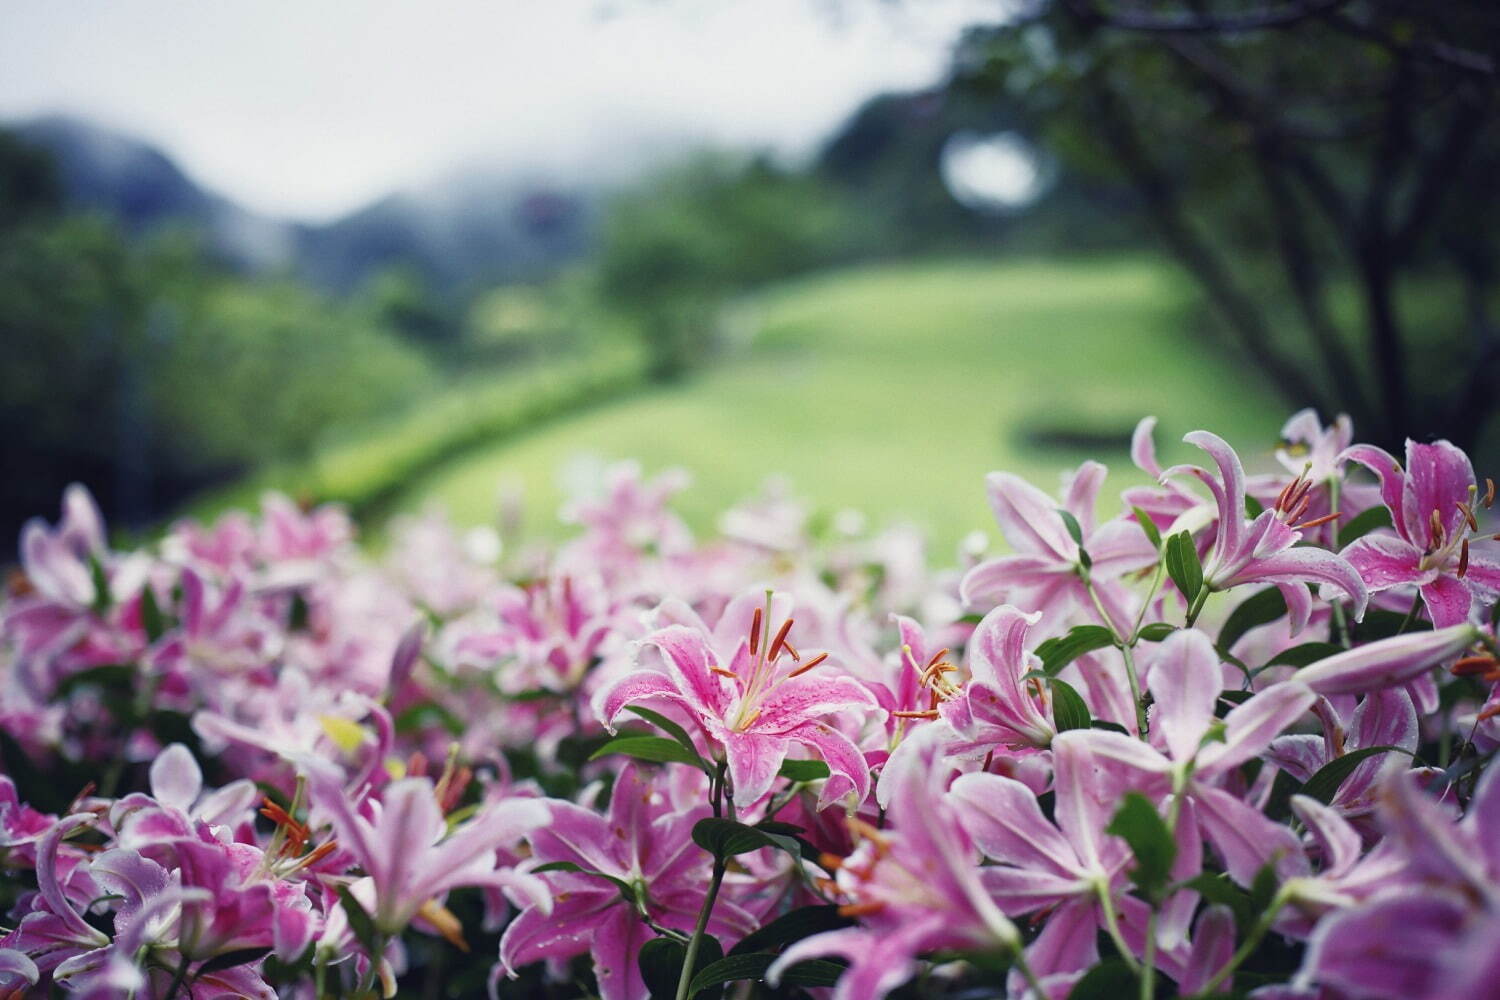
[675, 856, 726, 1000]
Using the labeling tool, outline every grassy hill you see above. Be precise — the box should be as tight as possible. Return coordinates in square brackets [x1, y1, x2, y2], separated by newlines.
[389, 256, 1285, 554]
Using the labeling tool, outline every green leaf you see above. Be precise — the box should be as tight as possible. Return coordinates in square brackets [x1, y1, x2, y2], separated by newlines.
[1338, 505, 1393, 544]
[1356, 608, 1432, 641]
[1136, 622, 1175, 642]
[88, 554, 111, 615]
[1299, 745, 1405, 804]
[287, 591, 311, 632]
[1184, 872, 1255, 930]
[729, 905, 852, 957]
[693, 818, 775, 859]
[1164, 531, 1204, 604]
[139, 586, 167, 643]
[336, 884, 380, 956]
[1218, 588, 1287, 651]
[1105, 792, 1177, 902]
[393, 702, 464, 736]
[589, 735, 708, 772]
[1067, 958, 1138, 999]
[689, 954, 773, 993]
[777, 759, 831, 783]
[626, 706, 703, 763]
[1036, 625, 1116, 676]
[1090, 719, 1130, 735]
[1265, 642, 1344, 670]
[530, 860, 640, 900]
[1249, 862, 1280, 914]
[1131, 506, 1162, 550]
[639, 937, 686, 999]
[1057, 508, 1085, 546]
[53, 663, 135, 700]
[1245, 494, 1265, 519]
[1049, 678, 1092, 732]
[779, 959, 847, 988]
[196, 947, 274, 976]
[1262, 767, 1302, 823]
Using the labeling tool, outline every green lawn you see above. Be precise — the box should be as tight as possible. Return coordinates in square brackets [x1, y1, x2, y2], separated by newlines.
[388, 256, 1285, 553]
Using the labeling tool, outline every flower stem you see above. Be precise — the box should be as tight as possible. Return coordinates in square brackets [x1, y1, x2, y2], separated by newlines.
[674, 857, 726, 1000]
[1185, 585, 1210, 628]
[1119, 642, 1149, 740]
[1096, 881, 1140, 975]
[1013, 948, 1048, 998]
[164, 952, 191, 1000]
[1140, 906, 1158, 1000]
[1192, 890, 1289, 998]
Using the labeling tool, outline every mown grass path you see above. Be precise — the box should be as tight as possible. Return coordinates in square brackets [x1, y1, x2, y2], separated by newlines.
[392, 256, 1283, 552]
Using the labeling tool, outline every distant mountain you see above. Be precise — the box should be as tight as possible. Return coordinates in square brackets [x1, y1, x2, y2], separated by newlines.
[10, 115, 596, 293]
[293, 170, 595, 294]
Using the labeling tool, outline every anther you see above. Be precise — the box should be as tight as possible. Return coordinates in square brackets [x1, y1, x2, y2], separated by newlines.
[837, 900, 887, 918]
[1292, 511, 1341, 531]
[1459, 539, 1471, 579]
[1486, 478, 1496, 509]
[788, 652, 829, 677]
[749, 608, 762, 656]
[1458, 501, 1479, 533]
[1451, 655, 1496, 677]
[768, 618, 795, 661]
[892, 709, 939, 719]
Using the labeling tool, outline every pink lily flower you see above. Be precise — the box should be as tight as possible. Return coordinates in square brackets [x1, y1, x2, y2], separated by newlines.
[1124, 417, 1207, 535]
[1267, 690, 1418, 824]
[595, 593, 880, 808]
[306, 763, 551, 939]
[497, 763, 757, 1000]
[937, 605, 1058, 756]
[1294, 623, 1481, 695]
[1166, 431, 1368, 633]
[949, 735, 1199, 990]
[1078, 631, 1316, 885]
[456, 572, 618, 695]
[766, 726, 1020, 1000]
[1339, 438, 1500, 626]
[1277, 409, 1354, 483]
[173, 832, 320, 963]
[962, 462, 1157, 634]
[1299, 765, 1500, 999]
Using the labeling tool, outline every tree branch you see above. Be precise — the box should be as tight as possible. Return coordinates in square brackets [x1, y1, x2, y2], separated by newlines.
[1065, 0, 1355, 35]
[1087, 77, 1334, 415]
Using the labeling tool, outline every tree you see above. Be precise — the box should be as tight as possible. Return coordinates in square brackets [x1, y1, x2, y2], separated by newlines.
[950, 0, 1500, 450]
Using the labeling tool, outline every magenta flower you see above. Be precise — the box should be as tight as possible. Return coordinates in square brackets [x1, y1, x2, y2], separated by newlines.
[766, 727, 1020, 1000]
[1299, 766, 1500, 999]
[1078, 631, 1315, 884]
[1339, 439, 1500, 626]
[595, 595, 880, 808]
[949, 734, 1200, 989]
[497, 763, 756, 1000]
[962, 462, 1156, 633]
[1294, 623, 1481, 695]
[1166, 431, 1368, 632]
[937, 605, 1057, 755]
[1267, 690, 1418, 823]
[307, 763, 551, 938]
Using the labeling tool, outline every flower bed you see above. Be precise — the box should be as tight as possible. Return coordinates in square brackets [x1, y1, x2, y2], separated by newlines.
[2, 409, 1497, 999]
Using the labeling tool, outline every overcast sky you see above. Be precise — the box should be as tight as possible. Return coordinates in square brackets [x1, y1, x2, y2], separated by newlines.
[0, 1, 1006, 222]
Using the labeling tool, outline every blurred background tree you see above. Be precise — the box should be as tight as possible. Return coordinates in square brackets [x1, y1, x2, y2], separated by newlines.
[948, 0, 1500, 449]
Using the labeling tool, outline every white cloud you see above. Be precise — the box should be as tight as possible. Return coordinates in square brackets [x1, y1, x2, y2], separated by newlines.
[0, 0, 1006, 221]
